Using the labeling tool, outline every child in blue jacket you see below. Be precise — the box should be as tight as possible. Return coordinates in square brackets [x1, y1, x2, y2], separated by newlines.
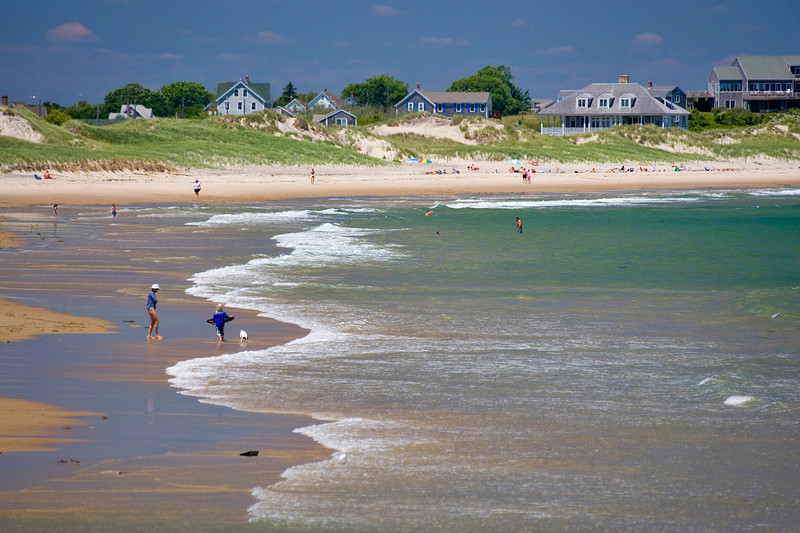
[212, 303, 234, 341]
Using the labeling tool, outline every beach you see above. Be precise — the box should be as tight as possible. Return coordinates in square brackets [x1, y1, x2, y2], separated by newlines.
[1, 162, 799, 531]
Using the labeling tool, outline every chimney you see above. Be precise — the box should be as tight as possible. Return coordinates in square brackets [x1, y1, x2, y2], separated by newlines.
[648, 80, 653, 88]
[1, 95, 7, 106]
[245, 75, 249, 83]
[417, 82, 420, 90]
[618, 74, 629, 84]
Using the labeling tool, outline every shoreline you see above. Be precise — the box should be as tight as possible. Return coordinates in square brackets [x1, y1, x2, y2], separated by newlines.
[2, 160, 799, 209]
[1, 164, 799, 529]
[0, 206, 329, 530]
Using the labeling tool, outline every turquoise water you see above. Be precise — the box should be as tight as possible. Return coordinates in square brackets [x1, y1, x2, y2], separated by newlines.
[168, 188, 800, 531]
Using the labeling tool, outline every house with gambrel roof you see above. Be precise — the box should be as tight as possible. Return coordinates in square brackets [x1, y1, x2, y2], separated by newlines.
[708, 55, 800, 112]
[540, 75, 690, 135]
[213, 76, 271, 116]
[394, 84, 492, 119]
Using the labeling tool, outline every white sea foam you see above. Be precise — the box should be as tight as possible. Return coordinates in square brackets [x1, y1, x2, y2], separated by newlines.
[186, 209, 318, 227]
[444, 195, 699, 210]
[747, 188, 800, 197]
[724, 395, 755, 406]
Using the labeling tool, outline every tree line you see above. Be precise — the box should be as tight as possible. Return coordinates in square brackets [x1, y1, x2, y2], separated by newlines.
[44, 65, 532, 124]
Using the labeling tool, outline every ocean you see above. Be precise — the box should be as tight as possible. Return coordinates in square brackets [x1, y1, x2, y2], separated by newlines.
[165, 188, 800, 532]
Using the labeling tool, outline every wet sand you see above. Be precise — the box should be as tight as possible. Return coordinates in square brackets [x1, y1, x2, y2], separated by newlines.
[0, 205, 329, 531]
[1, 162, 798, 530]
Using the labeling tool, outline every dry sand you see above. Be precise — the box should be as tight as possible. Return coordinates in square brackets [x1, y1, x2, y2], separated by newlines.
[2, 159, 799, 209]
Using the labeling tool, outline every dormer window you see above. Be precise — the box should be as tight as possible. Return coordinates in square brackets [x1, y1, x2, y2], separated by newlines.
[577, 97, 588, 108]
[598, 94, 612, 108]
[619, 97, 631, 108]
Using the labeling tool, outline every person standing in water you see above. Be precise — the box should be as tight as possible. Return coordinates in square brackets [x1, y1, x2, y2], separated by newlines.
[111, 203, 117, 218]
[212, 303, 234, 342]
[147, 284, 163, 339]
[516, 217, 523, 233]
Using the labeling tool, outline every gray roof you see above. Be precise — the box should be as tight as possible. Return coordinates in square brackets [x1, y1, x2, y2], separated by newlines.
[395, 89, 491, 109]
[712, 66, 742, 81]
[736, 55, 800, 80]
[214, 80, 271, 102]
[541, 82, 690, 117]
[647, 85, 682, 99]
[420, 90, 490, 104]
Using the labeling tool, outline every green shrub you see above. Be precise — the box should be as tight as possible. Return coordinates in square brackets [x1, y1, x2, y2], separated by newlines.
[45, 108, 72, 126]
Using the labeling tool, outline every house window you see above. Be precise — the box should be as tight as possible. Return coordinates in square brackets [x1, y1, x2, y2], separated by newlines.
[336, 118, 348, 126]
[225, 102, 229, 110]
[455, 103, 462, 113]
[620, 98, 630, 108]
[577, 98, 587, 108]
[480, 103, 486, 112]
[234, 89, 239, 97]
[251, 102, 257, 110]
[243, 90, 248, 97]
[598, 98, 609, 108]
[237, 102, 242, 110]
[469, 104, 475, 112]
[418, 102, 425, 111]
[437, 104, 444, 113]
[407, 102, 414, 111]
[726, 100, 736, 109]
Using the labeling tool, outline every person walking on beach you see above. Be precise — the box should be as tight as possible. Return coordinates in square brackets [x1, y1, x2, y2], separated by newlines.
[516, 217, 523, 233]
[111, 203, 116, 218]
[310, 167, 315, 185]
[211, 303, 234, 342]
[193, 179, 201, 196]
[147, 284, 163, 340]
[52, 204, 58, 218]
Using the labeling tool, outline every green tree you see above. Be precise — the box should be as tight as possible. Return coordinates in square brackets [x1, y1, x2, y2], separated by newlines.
[447, 65, 531, 116]
[274, 82, 298, 107]
[64, 100, 101, 120]
[104, 83, 168, 117]
[161, 81, 213, 118]
[341, 75, 408, 109]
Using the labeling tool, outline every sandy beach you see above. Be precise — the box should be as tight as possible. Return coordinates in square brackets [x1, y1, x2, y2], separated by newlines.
[1, 161, 798, 530]
[2, 159, 799, 209]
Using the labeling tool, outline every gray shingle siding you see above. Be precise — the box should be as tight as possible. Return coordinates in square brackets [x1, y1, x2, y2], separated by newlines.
[708, 55, 800, 111]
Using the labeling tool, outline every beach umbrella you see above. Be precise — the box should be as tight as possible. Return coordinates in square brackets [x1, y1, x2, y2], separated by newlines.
[509, 158, 522, 165]
[406, 158, 420, 163]
[420, 158, 433, 164]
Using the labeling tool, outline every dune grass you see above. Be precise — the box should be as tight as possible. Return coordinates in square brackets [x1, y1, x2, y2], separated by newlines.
[2, 106, 799, 172]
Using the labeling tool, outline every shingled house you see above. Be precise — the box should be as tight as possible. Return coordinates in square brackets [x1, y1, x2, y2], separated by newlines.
[213, 76, 271, 116]
[708, 55, 800, 112]
[539, 75, 690, 135]
[394, 84, 492, 119]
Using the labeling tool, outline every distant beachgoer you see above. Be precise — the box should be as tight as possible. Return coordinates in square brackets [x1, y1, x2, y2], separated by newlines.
[212, 303, 234, 342]
[44, 170, 51, 179]
[193, 180, 201, 196]
[111, 203, 117, 218]
[425, 210, 433, 216]
[147, 283, 162, 340]
[52, 204, 58, 218]
[516, 217, 523, 233]
[311, 168, 315, 184]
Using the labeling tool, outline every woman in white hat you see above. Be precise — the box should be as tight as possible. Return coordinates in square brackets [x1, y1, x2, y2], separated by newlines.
[147, 284, 163, 339]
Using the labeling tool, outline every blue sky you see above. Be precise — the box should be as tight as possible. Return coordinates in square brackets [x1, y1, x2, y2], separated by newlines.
[2, 0, 798, 107]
